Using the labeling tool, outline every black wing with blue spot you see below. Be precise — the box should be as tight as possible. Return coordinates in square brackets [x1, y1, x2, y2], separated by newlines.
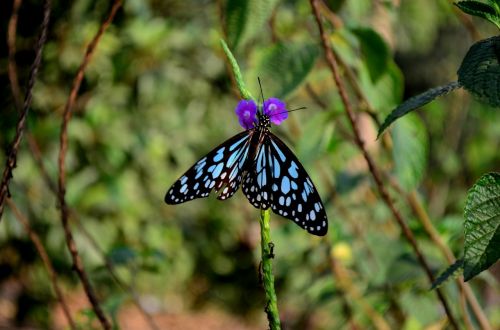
[242, 132, 328, 236]
[165, 131, 253, 204]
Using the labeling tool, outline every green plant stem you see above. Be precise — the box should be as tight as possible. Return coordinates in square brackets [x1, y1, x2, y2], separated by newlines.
[220, 39, 279, 329]
[260, 209, 281, 330]
[220, 39, 254, 100]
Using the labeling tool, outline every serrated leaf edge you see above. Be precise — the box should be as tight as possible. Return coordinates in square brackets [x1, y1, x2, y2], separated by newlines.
[463, 172, 500, 281]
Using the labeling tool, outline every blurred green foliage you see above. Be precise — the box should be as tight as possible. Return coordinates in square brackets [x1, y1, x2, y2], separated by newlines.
[0, 0, 499, 329]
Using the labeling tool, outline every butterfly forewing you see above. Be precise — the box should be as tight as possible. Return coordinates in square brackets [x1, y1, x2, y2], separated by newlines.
[165, 131, 252, 204]
[242, 132, 328, 236]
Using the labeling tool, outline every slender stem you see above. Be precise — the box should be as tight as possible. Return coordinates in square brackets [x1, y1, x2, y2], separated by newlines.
[220, 39, 280, 328]
[259, 209, 281, 330]
[220, 39, 254, 100]
[309, 1, 459, 328]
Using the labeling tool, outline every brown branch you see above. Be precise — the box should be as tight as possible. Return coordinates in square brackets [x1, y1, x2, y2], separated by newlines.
[6, 198, 76, 329]
[309, 1, 460, 328]
[0, 0, 51, 221]
[57, 1, 122, 329]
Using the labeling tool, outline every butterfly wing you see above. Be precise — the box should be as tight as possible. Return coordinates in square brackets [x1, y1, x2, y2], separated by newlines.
[242, 132, 328, 236]
[165, 130, 253, 204]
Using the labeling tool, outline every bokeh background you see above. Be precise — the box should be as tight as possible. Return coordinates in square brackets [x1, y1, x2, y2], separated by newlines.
[0, 0, 499, 329]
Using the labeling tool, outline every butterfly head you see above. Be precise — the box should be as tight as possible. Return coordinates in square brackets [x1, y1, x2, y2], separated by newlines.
[235, 98, 288, 130]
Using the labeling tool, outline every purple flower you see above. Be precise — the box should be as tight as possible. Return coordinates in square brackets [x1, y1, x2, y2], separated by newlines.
[235, 99, 258, 129]
[263, 98, 288, 125]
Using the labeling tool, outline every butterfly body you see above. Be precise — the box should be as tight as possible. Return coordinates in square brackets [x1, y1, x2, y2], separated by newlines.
[165, 99, 328, 236]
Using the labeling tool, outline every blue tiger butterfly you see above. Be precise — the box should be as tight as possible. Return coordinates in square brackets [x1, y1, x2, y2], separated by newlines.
[165, 96, 328, 236]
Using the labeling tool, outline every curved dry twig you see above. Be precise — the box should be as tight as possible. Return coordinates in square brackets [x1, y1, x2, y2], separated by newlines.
[0, 0, 51, 221]
[309, 0, 459, 328]
[57, 1, 122, 329]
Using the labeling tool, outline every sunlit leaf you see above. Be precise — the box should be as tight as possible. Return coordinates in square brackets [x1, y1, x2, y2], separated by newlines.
[455, 1, 500, 29]
[464, 172, 500, 281]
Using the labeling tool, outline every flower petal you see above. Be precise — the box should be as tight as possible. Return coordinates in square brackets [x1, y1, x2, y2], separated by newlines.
[263, 98, 288, 125]
[235, 100, 257, 129]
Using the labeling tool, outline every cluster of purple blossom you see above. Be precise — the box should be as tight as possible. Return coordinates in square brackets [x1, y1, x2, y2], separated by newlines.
[234, 98, 288, 129]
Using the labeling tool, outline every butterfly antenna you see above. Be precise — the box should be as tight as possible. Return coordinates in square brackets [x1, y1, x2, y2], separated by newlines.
[269, 106, 307, 117]
[258, 77, 265, 113]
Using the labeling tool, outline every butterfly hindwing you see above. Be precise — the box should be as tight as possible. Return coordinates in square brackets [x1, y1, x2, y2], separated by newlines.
[242, 132, 328, 236]
[165, 131, 252, 204]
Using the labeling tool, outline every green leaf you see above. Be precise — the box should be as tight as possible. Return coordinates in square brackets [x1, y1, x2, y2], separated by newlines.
[487, 0, 500, 13]
[431, 258, 464, 289]
[463, 172, 500, 281]
[377, 82, 461, 137]
[455, 1, 500, 29]
[253, 42, 319, 98]
[225, 0, 279, 49]
[351, 27, 390, 82]
[392, 114, 429, 191]
[457, 35, 500, 107]
[242, 0, 279, 45]
[225, 0, 249, 49]
[360, 60, 404, 113]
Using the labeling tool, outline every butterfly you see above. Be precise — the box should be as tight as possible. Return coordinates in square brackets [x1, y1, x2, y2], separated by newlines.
[165, 97, 328, 236]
